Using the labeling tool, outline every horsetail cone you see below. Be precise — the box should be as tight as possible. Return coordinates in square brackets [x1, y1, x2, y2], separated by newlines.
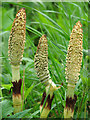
[8, 8, 26, 66]
[8, 8, 26, 113]
[64, 21, 83, 118]
[8, 8, 26, 82]
[34, 35, 59, 91]
[34, 34, 50, 86]
[34, 35, 60, 118]
[65, 21, 83, 98]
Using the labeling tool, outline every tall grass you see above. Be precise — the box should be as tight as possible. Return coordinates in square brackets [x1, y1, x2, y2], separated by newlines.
[1, 2, 88, 118]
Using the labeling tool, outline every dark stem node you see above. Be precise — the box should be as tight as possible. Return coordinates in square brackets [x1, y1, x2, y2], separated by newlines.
[41, 91, 54, 109]
[66, 94, 77, 111]
[9, 79, 22, 95]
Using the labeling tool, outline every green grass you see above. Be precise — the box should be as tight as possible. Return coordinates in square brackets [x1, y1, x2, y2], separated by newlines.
[1, 2, 88, 118]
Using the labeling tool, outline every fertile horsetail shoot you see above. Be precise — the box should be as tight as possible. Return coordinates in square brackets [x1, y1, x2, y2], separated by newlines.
[8, 8, 26, 113]
[64, 21, 83, 118]
[34, 35, 61, 118]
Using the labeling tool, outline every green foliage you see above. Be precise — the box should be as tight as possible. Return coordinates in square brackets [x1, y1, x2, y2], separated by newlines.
[2, 8, 14, 31]
[1, 100, 13, 118]
[1, 2, 88, 119]
[24, 83, 35, 101]
[8, 108, 32, 118]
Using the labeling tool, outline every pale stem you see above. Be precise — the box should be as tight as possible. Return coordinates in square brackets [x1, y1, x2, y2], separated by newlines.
[11, 65, 20, 82]
[13, 94, 22, 113]
[66, 84, 75, 98]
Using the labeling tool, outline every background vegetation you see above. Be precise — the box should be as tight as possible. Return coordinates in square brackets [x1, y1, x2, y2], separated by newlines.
[1, 2, 88, 118]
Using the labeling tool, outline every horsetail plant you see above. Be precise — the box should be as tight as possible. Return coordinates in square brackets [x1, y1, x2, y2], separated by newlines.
[8, 8, 26, 113]
[34, 35, 61, 118]
[64, 21, 83, 118]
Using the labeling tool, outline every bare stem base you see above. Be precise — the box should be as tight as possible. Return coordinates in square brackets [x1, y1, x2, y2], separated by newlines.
[13, 94, 22, 113]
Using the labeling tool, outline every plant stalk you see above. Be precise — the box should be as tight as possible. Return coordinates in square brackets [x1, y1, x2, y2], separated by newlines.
[40, 80, 59, 118]
[11, 65, 20, 82]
